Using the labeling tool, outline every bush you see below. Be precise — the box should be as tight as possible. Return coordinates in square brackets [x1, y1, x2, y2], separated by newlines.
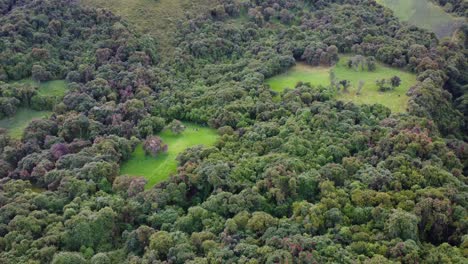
[143, 136, 168, 157]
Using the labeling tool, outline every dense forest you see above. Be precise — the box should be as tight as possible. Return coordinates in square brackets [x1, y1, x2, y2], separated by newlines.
[431, 0, 467, 16]
[0, 0, 467, 263]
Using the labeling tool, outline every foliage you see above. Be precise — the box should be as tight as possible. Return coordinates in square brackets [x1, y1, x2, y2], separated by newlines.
[167, 119, 186, 135]
[0, 108, 51, 139]
[376, 0, 464, 38]
[0, 0, 466, 263]
[120, 123, 218, 187]
[267, 56, 418, 112]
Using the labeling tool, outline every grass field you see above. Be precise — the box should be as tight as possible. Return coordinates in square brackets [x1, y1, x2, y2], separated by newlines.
[376, 0, 464, 39]
[267, 55, 417, 113]
[82, 0, 217, 56]
[0, 108, 51, 139]
[15, 79, 68, 97]
[120, 123, 218, 187]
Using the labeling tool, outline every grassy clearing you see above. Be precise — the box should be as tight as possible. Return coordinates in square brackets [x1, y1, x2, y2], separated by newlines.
[120, 122, 218, 187]
[82, 0, 217, 56]
[15, 79, 68, 97]
[0, 108, 51, 139]
[376, 0, 464, 39]
[267, 56, 417, 113]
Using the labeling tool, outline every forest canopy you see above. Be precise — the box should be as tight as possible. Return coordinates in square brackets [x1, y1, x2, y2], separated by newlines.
[0, 0, 467, 263]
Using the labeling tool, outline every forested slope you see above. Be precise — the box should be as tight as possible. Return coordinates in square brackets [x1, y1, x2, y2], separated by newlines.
[0, 0, 467, 263]
[81, 0, 218, 56]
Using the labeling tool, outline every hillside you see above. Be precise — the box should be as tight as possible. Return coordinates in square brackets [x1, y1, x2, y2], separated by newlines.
[82, 0, 219, 55]
[376, 0, 465, 38]
[0, 0, 466, 263]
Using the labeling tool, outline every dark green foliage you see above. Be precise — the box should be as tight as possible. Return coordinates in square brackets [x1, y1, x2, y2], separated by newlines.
[431, 0, 467, 16]
[51, 252, 87, 264]
[0, 0, 466, 263]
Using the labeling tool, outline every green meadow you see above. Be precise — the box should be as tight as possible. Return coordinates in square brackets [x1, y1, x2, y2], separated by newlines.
[0, 79, 67, 138]
[120, 123, 219, 187]
[376, 0, 464, 39]
[15, 79, 68, 97]
[267, 56, 417, 113]
[0, 108, 51, 139]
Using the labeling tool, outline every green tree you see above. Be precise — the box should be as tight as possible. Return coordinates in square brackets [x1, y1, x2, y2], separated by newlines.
[149, 231, 175, 259]
[167, 119, 186, 135]
[247, 212, 277, 234]
[51, 252, 87, 264]
[385, 209, 419, 241]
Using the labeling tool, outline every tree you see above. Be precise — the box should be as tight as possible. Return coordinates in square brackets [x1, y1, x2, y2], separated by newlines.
[167, 119, 186, 135]
[357, 80, 364, 95]
[125, 225, 155, 255]
[122, 99, 146, 122]
[414, 198, 452, 244]
[390, 76, 401, 88]
[348, 55, 365, 70]
[149, 231, 175, 259]
[31, 65, 51, 82]
[137, 116, 166, 138]
[51, 143, 69, 160]
[31, 48, 49, 60]
[0, 97, 20, 118]
[143, 136, 168, 157]
[90, 253, 111, 264]
[339, 80, 351, 93]
[263, 7, 275, 21]
[326, 45, 339, 66]
[51, 252, 87, 264]
[247, 212, 277, 234]
[376, 79, 391, 92]
[63, 207, 117, 252]
[329, 70, 337, 89]
[247, 8, 264, 25]
[279, 9, 292, 24]
[95, 48, 112, 65]
[14, 83, 37, 107]
[367, 56, 377, 71]
[385, 209, 419, 241]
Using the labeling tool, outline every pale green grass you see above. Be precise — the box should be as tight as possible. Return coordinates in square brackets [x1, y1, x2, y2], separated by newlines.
[267, 55, 417, 113]
[15, 79, 68, 97]
[0, 108, 51, 139]
[376, 0, 464, 38]
[82, 0, 217, 55]
[268, 65, 331, 93]
[120, 123, 218, 187]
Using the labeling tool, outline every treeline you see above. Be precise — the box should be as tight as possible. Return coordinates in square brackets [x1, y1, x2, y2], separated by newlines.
[431, 0, 467, 16]
[0, 0, 467, 263]
[0, 82, 60, 118]
[176, 0, 467, 136]
[0, 0, 158, 82]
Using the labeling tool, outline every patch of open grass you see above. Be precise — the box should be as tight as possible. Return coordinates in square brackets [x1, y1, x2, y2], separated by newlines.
[376, 0, 464, 39]
[0, 108, 51, 139]
[82, 0, 218, 56]
[267, 55, 417, 113]
[268, 65, 331, 93]
[15, 79, 68, 97]
[120, 122, 219, 187]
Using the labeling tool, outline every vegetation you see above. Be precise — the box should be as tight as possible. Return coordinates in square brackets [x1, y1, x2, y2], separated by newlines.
[120, 123, 218, 187]
[0, 108, 51, 138]
[430, 0, 467, 16]
[15, 79, 68, 97]
[376, 0, 465, 38]
[267, 56, 418, 112]
[0, 79, 67, 136]
[0, 0, 466, 263]
[81, 0, 218, 55]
